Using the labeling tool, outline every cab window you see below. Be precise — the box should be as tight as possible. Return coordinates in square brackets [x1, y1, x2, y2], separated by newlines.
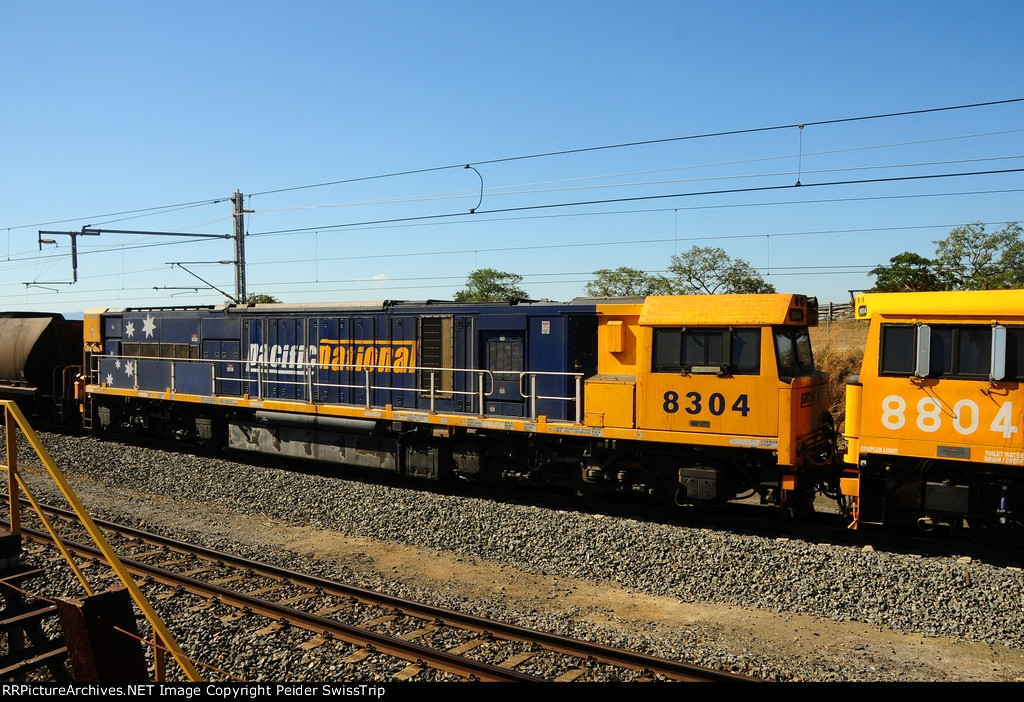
[774, 327, 815, 376]
[879, 323, 1002, 379]
[652, 328, 760, 374]
[1004, 327, 1024, 379]
[879, 325, 916, 375]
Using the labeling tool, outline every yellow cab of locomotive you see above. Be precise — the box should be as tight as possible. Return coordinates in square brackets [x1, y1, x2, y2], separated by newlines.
[585, 293, 832, 498]
[842, 289, 1024, 530]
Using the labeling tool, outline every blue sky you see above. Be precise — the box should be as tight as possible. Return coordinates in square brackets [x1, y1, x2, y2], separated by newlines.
[2, 1, 1022, 314]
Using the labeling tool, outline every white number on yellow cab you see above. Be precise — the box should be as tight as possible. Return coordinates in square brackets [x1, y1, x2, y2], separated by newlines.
[880, 395, 1019, 438]
[991, 400, 1018, 438]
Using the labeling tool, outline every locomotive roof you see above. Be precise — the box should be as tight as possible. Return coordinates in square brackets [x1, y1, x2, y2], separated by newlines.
[91, 295, 821, 323]
[94, 298, 592, 315]
[855, 289, 1024, 320]
[637, 294, 815, 326]
[94, 301, 393, 313]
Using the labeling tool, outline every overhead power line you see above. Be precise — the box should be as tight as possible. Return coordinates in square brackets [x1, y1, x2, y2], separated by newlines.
[4, 198, 226, 235]
[7, 218, 1017, 301]
[3, 181, 1019, 276]
[4, 96, 1021, 235]
[249, 167, 1024, 238]
[2, 96, 1022, 305]
[249, 97, 1024, 198]
[244, 153, 1024, 215]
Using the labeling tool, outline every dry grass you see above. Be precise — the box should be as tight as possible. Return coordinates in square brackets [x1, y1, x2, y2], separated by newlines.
[811, 318, 869, 352]
[810, 320, 868, 431]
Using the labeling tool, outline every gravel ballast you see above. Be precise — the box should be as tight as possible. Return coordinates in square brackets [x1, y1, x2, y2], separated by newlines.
[8, 430, 1024, 682]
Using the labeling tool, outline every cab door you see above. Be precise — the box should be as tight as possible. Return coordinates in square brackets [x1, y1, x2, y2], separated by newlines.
[482, 332, 524, 417]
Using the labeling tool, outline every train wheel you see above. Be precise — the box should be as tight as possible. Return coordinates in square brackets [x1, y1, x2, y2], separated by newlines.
[967, 514, 1024, 547]
[779, 488, 816, 521]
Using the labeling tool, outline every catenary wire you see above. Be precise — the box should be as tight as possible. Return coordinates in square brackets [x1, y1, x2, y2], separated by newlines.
[247, 98, 1024, 198]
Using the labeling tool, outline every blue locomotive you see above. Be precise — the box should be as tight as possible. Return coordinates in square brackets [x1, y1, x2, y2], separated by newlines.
[81, 295, 834, 510]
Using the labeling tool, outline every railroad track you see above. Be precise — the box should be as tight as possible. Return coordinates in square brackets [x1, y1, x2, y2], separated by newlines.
[6, 503, 754, 683]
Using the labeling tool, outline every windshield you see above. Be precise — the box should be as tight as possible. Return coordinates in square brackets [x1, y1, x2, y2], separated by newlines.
[774, 326, 815, 376]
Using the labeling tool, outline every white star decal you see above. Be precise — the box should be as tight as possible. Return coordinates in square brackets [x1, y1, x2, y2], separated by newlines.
[125, 321, 136, 338]
[142, 314, 156, 338]
[115, 359, 122, 369]
[105, 373, 114, 385]
[125, 360, 136, 377]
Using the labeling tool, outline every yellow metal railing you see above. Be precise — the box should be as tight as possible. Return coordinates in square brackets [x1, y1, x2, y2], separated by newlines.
[0, 400, 202, 682]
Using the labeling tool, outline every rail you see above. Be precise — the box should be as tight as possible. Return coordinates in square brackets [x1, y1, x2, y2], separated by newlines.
[91, 354, 585, 423]
[16, 501, 756, 682]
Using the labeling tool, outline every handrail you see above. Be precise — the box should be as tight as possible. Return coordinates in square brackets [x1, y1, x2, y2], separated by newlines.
[92, 353, 585, 423]
[0, 400, 203, 682]
[518, 371, 585, 423]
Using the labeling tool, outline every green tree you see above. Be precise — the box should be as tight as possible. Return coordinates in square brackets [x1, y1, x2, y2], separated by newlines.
[667, 246, 775, 295]
[454, 268, 528, 302]
[868, 252, 942, 292]
[585, 267, 674, 297]
[933, 222, 1024, 290]
[246, 293, 281, 304]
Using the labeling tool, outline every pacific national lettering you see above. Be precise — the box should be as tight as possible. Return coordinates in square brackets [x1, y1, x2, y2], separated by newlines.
[245, 340, 417, 375]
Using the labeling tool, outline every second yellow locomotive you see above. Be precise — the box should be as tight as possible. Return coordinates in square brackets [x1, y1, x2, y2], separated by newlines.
[843, 289, 1024, 538]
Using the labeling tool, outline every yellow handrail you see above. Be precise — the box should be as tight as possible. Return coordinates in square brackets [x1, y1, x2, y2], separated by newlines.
[0, 400, 203, 682]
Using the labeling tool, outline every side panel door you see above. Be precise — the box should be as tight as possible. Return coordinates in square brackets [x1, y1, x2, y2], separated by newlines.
[482, 332, 525, 417]
[203, 340, 241, 396]
[388, 316, 417, 408]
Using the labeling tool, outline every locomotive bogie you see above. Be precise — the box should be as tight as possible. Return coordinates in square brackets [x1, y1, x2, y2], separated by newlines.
[849, 454, 1024, 538]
